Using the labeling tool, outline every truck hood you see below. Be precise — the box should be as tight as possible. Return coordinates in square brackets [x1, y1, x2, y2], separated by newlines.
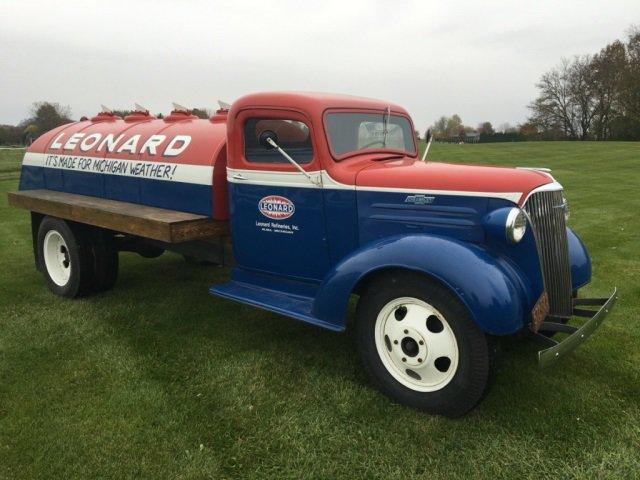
[354, 157, 556, 205]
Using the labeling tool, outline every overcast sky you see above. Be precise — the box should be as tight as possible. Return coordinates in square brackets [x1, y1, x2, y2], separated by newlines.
[1, 1, 638, 130]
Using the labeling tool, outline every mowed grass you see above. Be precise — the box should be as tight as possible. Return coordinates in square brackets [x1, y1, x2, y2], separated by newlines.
[0, 142, 638, 479]
[0, 148, 24, 178]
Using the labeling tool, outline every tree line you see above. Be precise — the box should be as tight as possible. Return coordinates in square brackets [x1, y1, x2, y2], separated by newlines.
[428, 114, 521, 143]
[529, 26, 639, 140]
[0, 102, 72, 146]
[429, 26, 640, 142]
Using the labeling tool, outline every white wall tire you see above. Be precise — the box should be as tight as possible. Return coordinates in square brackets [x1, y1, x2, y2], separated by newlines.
[356, 271, 491, 417]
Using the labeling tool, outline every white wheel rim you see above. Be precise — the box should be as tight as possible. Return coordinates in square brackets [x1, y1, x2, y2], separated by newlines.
[43, 230, 71, 286]
[375, 297, 459, 392]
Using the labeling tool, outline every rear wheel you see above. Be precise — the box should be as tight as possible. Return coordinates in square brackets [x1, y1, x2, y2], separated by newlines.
[37, 217, 95, 298]
[356, 272, 491, 417]
[88, 228, 119, 293]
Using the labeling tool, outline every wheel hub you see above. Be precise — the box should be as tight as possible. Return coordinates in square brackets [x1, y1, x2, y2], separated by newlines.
[401, 336, 419, 357]
[375, 297, 459, 392]
[43, 230, 71, 286]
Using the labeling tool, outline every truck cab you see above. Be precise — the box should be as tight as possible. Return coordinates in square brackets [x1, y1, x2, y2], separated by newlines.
[11, 91, 617, 417]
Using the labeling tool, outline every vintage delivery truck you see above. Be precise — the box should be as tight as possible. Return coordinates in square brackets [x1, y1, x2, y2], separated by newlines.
[9, 92, 617, 417]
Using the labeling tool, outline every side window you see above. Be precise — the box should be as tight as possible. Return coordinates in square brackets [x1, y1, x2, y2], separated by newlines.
[244, 118, 313, 164]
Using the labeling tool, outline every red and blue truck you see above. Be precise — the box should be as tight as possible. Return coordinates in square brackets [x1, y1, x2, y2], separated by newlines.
[9, 92, 617, 417]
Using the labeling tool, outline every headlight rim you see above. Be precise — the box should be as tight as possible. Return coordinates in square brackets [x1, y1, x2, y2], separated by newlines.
[506, 207, 527, 244]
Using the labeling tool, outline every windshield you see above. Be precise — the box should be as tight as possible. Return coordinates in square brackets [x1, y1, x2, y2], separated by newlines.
[325, 112, 416, 158]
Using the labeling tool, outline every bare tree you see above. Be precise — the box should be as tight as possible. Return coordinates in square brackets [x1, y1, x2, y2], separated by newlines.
[617, 26, 640, 138]
[590, 41, 626, 139]
[528, 26, 640, 141]
[529, 58, 579, 138]
[568, 55, 599, 140]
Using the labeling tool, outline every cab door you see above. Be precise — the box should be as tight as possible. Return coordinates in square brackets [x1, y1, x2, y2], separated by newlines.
[228, 110, 330, 281]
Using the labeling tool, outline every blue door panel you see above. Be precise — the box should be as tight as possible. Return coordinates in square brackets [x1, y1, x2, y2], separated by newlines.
[322, 189, 359, 264]
[229, 183, 331, 280]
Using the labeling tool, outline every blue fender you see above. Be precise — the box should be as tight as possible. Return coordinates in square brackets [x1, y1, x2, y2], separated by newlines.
[312, 234, 534, 335]
[567, 228, 591, 290]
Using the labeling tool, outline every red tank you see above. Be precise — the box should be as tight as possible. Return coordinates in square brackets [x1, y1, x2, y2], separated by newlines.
[21, 108, 229, 218]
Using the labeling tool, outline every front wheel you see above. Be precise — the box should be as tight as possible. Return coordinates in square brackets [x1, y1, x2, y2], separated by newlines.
[356, 272, 491, 417]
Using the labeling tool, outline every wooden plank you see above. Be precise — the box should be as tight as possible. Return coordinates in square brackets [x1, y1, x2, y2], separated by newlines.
[8, 189, 228, 243]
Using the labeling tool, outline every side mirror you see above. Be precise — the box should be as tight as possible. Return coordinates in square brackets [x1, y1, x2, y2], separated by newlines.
[259, 130, 278, 149]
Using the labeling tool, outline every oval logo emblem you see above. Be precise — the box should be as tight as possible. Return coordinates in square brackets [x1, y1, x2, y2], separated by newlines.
[258, 195, 295, 220]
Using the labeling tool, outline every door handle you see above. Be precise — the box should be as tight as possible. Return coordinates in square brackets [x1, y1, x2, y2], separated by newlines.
[232, 173, 247, 180]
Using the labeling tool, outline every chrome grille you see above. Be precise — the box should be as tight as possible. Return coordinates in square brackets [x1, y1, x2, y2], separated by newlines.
[524, 189, 573, 318]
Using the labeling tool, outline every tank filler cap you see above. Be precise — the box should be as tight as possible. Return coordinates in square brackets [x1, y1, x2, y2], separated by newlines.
[210, 100, 230, 123]
[125, 103, 156, 122]
[90, 105, 120, 122]
[165, 102, 196, 122]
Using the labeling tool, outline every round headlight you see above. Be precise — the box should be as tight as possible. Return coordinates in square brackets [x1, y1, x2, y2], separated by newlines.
[506, 208, 527, 243]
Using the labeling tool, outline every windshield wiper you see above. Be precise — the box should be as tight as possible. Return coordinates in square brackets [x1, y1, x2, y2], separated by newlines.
[382, 106, 390, 147]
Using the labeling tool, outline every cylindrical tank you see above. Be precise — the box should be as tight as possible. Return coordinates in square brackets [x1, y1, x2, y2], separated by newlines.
[19, 109, 229, 219]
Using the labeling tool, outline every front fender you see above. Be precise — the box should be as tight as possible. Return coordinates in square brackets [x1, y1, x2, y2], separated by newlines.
[312, 234, 534, 335]
[567, 227, 591, 290]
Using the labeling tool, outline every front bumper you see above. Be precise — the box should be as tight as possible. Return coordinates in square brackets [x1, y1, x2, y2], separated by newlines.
[531, 288, 618, 368]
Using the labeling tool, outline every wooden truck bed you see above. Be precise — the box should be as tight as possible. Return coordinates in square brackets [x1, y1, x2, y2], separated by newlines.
[8, 189, 228, 243]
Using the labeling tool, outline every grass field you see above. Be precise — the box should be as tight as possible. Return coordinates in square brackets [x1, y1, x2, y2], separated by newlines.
[0, 142, 638, 479]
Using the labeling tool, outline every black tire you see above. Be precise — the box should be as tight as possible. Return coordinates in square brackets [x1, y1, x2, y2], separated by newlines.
[356, 271, 491, 418]
[87, 227, 119, 293]
[37, 217, 95, 298]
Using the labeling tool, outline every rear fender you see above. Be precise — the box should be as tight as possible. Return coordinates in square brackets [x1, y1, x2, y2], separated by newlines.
[312, 234, 532, 335]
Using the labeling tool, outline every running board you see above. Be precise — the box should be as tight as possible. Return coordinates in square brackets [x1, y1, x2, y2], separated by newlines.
[209, 281, 343, 331]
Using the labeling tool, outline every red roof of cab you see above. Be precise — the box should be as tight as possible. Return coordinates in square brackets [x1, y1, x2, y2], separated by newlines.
[229, 91, 410, 118]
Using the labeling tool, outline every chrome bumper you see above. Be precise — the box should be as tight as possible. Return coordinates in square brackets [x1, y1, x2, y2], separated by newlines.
[531, 288, 618, 368]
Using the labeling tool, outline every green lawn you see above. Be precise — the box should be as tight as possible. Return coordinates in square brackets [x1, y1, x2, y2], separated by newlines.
[1, 142, 638, 479]
[0, 148, 24, 178]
